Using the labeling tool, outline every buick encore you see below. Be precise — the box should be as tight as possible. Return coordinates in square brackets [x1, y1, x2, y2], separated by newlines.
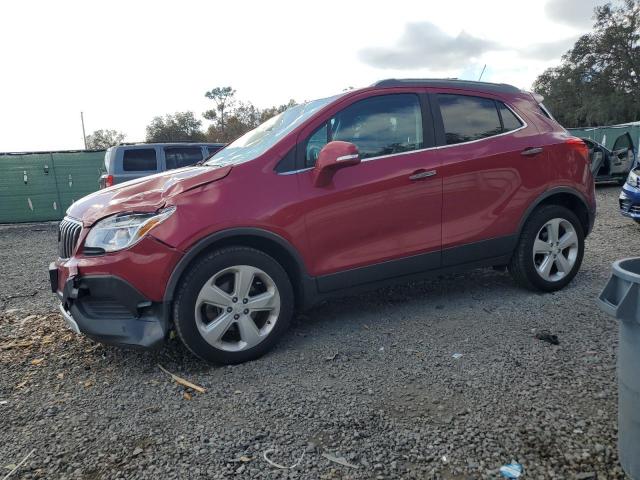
[50, 79, 596, 364]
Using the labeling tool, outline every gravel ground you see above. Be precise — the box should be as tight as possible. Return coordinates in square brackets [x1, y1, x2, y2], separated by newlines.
[0, 185, 632, 479]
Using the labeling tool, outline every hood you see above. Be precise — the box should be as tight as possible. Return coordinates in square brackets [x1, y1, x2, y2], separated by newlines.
[68, 165, 232, 225]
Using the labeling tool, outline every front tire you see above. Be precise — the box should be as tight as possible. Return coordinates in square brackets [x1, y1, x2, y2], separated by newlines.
[508, 205, 584, 292]
[173, 246, 294, 364]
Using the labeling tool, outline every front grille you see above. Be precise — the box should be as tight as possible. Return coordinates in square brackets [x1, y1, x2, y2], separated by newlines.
[58, 217, 82, 258]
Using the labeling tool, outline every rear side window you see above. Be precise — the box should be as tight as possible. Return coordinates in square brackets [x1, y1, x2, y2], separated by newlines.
[122, 148, 157, 171]
[165, 147, 203, 170]
[437, 94, 502, 145]
[305, 94, 423, 166]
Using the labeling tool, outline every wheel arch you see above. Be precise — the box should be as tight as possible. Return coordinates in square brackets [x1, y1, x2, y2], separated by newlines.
[163, 228, 314, 310]
[518, 187, 593, 237]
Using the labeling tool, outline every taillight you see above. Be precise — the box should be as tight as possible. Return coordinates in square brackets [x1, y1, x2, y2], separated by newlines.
[105, 175, 114, 188]
[565, 137, 589, 160]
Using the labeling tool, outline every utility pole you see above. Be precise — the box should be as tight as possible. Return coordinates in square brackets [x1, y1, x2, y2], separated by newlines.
[80, 111, 87, 149]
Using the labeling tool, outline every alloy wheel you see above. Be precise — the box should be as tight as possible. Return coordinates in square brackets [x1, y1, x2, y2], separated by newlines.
[194, 265, 280, 352]
[532, 218, 579, 282]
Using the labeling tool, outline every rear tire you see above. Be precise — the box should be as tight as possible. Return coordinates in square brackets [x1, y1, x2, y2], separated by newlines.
[508, 205, 584, 292]
[173, 246, 294, 364]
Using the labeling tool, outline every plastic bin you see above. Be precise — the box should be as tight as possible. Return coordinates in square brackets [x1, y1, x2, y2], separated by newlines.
[598, 257, 640, 480]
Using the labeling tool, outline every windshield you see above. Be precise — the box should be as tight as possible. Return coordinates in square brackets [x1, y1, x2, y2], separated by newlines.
[205, 94, 343, 166]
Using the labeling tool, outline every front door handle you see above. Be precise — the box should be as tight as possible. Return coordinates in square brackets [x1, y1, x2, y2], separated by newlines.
[521, 147, 544, 156]
[409, 169, 437, 181]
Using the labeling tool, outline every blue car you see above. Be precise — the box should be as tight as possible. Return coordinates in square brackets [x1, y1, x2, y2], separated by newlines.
[620, 169, 640, 223]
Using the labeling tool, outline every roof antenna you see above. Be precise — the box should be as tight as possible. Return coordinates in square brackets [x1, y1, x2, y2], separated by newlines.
[478, 64, 487, 81]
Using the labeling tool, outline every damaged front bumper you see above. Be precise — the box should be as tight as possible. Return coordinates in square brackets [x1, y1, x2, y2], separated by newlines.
[50, 265, 169, 348]
[48, 235, 182, 348]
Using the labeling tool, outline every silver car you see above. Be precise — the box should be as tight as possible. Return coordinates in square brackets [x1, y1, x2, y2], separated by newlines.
[99, 142, 224, 188]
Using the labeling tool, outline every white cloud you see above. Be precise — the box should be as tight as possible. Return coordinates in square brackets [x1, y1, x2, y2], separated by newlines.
[359, 22, 500, 70]
[544, 0, 609, 28]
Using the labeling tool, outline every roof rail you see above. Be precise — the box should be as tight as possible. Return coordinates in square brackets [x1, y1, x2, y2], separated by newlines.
[371, 78, 521, 94]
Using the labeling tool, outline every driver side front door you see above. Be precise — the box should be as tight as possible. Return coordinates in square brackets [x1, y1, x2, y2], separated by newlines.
[295, 92, 442, 292]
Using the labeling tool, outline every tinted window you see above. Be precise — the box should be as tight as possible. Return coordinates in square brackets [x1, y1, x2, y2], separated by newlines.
[122, 148, 157, 171]
[165, 147, 203, 170]
[498, 103, 523, 132]
[438, 94, 502, 145]
[305, 94, 423, 166]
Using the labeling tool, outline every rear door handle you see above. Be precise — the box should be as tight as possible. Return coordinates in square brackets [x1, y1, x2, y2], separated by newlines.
[521, 147, 544, 156]
[409, 169, 437, 181]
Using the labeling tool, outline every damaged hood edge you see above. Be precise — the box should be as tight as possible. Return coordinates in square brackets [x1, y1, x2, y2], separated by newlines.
[67, 165, 232, 226]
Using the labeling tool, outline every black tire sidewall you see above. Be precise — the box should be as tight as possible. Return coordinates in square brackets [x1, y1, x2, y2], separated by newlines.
[173, 247, 294, 364]
[519, 205, 585, 292]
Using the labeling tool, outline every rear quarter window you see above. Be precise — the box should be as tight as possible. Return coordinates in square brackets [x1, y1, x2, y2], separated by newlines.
[498, 103, 523, 132]
[122, 148, 157, 171]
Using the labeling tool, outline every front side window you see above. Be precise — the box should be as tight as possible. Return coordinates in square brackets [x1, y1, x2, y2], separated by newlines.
[122, 148, 157, 171]
[164, 147, 203, 170]
[305, 94, 423, 166]
[438, 94, 503, 145]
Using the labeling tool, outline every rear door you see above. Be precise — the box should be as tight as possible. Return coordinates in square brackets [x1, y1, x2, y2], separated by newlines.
[431, 91, 549, 264]
[611, 132, 635, 175]
[296, 91, 442, 290]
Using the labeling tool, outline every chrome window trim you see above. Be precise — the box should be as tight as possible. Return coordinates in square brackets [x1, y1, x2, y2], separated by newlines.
[277, 102, 527, 174]
[278, 167, 314, 175]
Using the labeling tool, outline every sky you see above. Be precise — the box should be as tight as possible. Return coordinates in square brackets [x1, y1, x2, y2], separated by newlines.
[0, 0, 609, 152]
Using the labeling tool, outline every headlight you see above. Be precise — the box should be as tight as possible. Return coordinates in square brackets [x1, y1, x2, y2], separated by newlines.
[627, 170, 639, 188]
[84, 206, 175, 253]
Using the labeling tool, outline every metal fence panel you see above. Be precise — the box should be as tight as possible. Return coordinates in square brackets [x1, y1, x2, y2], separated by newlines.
[569, 124, 640, 152]
[51, 151, 104, 215]
[0, 150, 105, 223]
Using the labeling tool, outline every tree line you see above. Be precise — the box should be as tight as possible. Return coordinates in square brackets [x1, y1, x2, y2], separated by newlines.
[86, 89, 296, 149]
[533, 0, 640, 127]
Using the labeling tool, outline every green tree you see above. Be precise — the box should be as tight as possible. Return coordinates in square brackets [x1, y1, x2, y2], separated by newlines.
[145, 112, 206, 142]
[204, 86, 236, 136]
[205, 97, 298, 143]
[86, 129, 126, 149]
[533, 0, 640, 127]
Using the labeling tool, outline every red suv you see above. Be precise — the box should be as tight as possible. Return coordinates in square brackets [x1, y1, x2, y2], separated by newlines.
[50, 79, 596, 364]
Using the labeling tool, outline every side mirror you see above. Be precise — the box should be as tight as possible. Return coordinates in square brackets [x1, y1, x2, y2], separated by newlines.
[312, 141, 360, 187]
